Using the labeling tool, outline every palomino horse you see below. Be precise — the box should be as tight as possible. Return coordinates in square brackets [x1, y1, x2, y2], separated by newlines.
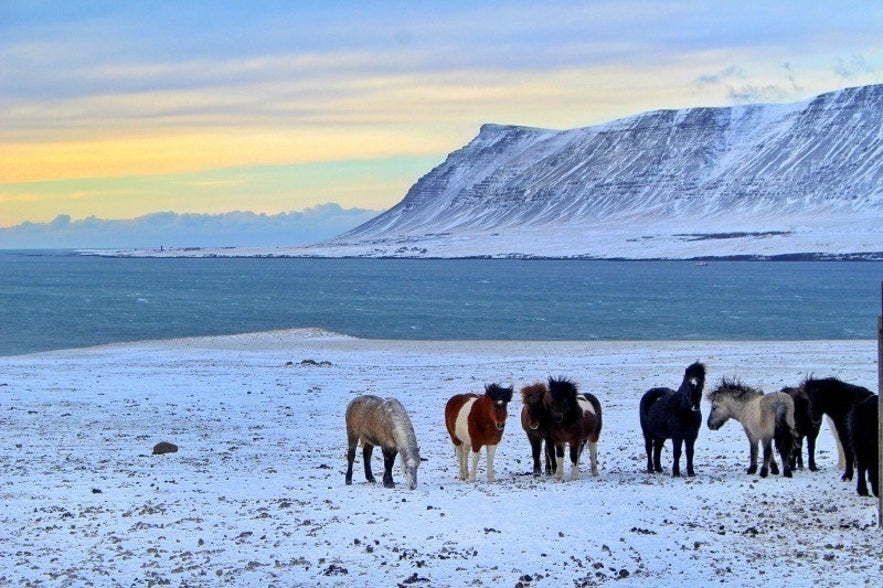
[640, 362, 706, 477]
[445, 384, 513, 482]
[545, 377, 602, 481]
[799, 376, 873, 479]
[520, 382, 555, 477]
[706, 379, 798, 478]
[345, 395, 420, 489]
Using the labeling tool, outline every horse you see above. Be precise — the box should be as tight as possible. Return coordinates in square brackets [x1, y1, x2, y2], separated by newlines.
[520, 382, 555, 476]
[640, 361, 705, 477]
[848, 394, 879, 497]
[780, 385, 814, 470]
[799, 376, 873, 479]
[345, 395, 420, 489]
[445, 383, 514, 482]
[545, 377, 602, 481]
[706, 379, 798, 478]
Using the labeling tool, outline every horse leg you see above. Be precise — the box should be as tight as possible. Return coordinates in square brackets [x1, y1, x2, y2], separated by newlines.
[470, 446, 482, 482]
[382, 448, 397, 488]
[671, 437, 682, 477]
[684, 436, 696, 477]
[777, 438, 792, 478]
[643, 434, 654, 473]
[746, 440, 758, 475]
[544, 438, 555, 475]
[760, 441, 772, 478]
[833, 420, 854, 481]
[345, 437, 358, 485]
[855, 459, 869, 496]
[529, 436, 543, 477]
[588, 440, 599, 476]
[652, 439, 664, 473]
[485, 444, 498, 482]
[555, 443, 566, 481]
[455, 443, 468, 481]
[569, 443, 581, 481]
[806, 423, 820, 471]
[769, 440, 780, 476]
[362, 444, 376, 483]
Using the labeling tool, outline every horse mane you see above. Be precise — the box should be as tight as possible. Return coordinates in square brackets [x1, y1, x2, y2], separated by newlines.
[706, 377, 763, 402]
[547, 376, 578, 397]
[384, 398, 420, 462]
[485, 383, 514, 403]
[520, 382, 547, 405]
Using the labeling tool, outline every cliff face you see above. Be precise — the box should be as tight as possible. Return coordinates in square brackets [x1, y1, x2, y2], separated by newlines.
[322, 84, 883, 259]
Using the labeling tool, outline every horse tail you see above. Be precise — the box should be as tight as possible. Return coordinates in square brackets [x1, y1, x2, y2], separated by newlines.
[774, 398, 797, 464]
[586, 393, 602, 435]
[640, 388, 668, 430]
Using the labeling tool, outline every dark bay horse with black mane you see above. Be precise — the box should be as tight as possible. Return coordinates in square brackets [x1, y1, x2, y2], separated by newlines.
[521, 382, 555, 476]
[640, 362, 706, 477]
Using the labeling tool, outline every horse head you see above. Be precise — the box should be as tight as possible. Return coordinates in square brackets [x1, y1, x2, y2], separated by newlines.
[520, 382, 548, 430]
[401, 449, 420, 490]
[797, 376, 826, 427]
[485, 383, 514, 431]
[679, 361, 706, 413]
[546, 377, 579, 424]
[706, 378, 757, 430]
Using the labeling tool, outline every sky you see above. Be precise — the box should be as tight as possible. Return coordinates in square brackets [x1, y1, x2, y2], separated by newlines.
[1, 1, 882, 247]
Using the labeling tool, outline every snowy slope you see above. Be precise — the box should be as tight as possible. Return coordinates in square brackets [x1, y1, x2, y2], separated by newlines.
[308, 83, 883, 259]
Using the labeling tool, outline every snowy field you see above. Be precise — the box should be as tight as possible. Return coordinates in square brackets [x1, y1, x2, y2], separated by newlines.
[1, 330, 881, 587]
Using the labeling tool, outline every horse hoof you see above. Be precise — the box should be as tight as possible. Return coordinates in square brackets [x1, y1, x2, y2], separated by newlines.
[760, 469, 769, 478]
[345, 479, 352, 486]
[784, 470, 793, 478]
[384, 482, 395, 489]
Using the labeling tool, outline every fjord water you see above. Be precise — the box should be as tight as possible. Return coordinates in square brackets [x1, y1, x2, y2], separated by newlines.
[1, 251, 880, 356]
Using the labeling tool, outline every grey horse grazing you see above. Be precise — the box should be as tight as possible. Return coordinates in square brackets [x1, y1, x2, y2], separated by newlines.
[345, 395, 420, 489]
[707, 379, 798, 478]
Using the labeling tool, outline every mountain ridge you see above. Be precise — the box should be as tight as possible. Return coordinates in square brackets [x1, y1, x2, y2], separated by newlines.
[303, 83, 881, 259]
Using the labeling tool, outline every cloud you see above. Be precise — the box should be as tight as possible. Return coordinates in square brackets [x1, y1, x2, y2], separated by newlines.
[0, 204, 381, 250]
[834, 54, 875, 80]
[694, 65, 744, 87]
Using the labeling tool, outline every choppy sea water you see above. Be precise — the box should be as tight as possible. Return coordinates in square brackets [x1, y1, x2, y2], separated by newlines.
[0, 250, 880, 356]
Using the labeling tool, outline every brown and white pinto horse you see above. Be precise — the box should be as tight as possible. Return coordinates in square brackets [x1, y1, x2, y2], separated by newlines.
[445, 384, 514, 482]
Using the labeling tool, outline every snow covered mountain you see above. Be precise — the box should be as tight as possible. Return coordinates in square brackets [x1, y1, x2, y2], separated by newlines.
[312, 83, 883, 259]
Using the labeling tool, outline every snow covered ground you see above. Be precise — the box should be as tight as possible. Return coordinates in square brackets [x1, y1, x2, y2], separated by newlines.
[84, 212, 883, 259]
[2, 330, 881, 586]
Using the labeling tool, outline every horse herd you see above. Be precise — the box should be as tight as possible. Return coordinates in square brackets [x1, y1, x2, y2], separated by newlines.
[344, 362, 880, 498]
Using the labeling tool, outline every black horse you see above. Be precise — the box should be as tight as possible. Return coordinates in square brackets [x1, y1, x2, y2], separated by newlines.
[780, 385, 814, 470]
[848, 394, 879, 497]
[640, 362, 706, 477]
[800, 376, 873, 479]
